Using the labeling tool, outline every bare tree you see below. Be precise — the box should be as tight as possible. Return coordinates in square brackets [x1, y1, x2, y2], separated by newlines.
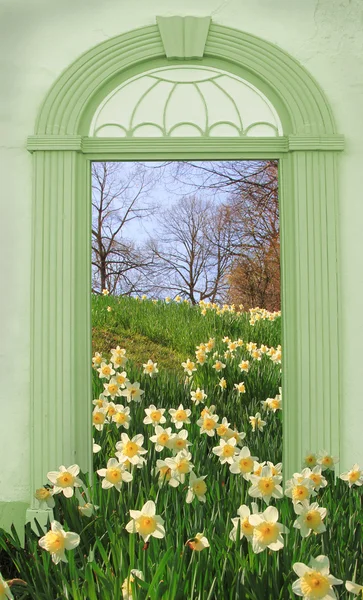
[92, 162, 158, 295]
[157, 160, 280, 309]
[147, 195, 234, 304]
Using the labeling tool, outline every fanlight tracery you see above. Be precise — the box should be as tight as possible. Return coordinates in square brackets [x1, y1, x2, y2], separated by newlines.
[89, 66, 283, 138]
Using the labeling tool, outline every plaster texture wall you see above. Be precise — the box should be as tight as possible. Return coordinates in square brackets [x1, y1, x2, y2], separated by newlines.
[1, 0, 363, 506]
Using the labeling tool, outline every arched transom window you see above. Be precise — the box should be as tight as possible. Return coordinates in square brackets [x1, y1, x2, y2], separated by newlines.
[89, 66, 283, 138]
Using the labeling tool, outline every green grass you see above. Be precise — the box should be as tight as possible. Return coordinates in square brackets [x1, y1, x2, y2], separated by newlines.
[0, 296, 361, 600]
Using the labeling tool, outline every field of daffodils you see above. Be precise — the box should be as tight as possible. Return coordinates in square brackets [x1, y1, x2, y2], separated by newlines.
[0, 295, 362, 599]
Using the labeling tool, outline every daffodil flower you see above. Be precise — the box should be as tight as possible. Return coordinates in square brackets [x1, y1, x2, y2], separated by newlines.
[97, 458, 133, 491]
[212, 438, 238, 465]
[230, 447, 259, 480]
[0, 572, 13, 600]
[115, 433, 147, 465]
[186, 472, 207, 504]
[345, 580, 363, 597]
[126, 500, 165, 542]
[248, 465, 284, 505]
[187, 533, 210, 552]
[339, 463, 363, 488]
[38, 521, 80, 564]
[47, 465, 83, 498]
[169, 404, 191, 429]
[143, 359, 159, 377]
[230, 503, 260, 542]
[143, 405, 166, 426]
[293, 500, 327, 538]
[249, 506, 289, 554]
[292, 555, 343, 599]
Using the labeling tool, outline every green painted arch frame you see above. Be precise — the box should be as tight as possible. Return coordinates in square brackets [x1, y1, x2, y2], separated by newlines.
[25, 20, 344, 530]
[34, 24, 336, 136]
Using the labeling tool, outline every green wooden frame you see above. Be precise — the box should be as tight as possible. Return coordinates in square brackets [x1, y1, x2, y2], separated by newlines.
[26, 21, 344, 525]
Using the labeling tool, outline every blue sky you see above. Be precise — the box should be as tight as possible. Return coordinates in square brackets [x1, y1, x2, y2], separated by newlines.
[111, 161, 232, 243]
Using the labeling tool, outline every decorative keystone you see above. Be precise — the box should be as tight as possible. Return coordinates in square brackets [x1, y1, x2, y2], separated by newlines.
[156, 16, 211, 59]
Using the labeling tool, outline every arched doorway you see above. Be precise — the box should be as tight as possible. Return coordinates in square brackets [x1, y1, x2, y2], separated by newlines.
[26, 18, 344, 522]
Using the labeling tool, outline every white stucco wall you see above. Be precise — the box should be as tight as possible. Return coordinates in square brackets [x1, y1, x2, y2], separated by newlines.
[1, 0, 362, 503]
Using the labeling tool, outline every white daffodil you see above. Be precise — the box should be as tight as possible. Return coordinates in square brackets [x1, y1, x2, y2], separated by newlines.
[181, 358, 197, 376]
[169, 429, 192, 454]
[266, 461, 283, 477]
[293, 500, 327, 538]
[234, 382, 246, 394]
[112, 405, 131, 429]
[223, 428, 246, 446]
[115, 433, 147, 466]
[126, 501, 165, 542]
[252, 460, 266, 477]
[105, 401, 118, 419]
[168, 404, 191, 429]
[78, 503, 99, 517]
[316, 450, 339, 472]
[249, 506, 289, 554]
[93, 438, 101, 453]
[303, 452, 318, 468]
[205, 338, 215, 352]
[248, 465, 284, 505]
[268, 395, 282, 412]
[230, 447, 259, 480]
[345, 580, 363, 597]
[216, 417, 231, 437]
[92, 406, 108, 431]
[195, 351, 207, 365]
[47, 465, 83, 498]
[149, 426, 174, 452]
[229, 503, 260, 542]
[110, 347, 128, 369]
[92, 393, 108, 409]
[143, 359, 159, 378]
[38, 521, 80, 564]
[249, 412, 266, 432]
[0, 572, 14, 600]
[261, 398, 272, 411]
[296, 466, 327, 492]
[339, 463, 363, 488]
[122, 570, 144, 600]
[187, 533, 210, 552]
[239, 360, 250, 372]
[200, 405, 216, 417]
[97, 458, 133, 491]
[143, 405, 166, 427]
[120, 381, 144, 403]
[35, 487, 56, 509]
[212, 360, 226, 372]
[186, 472, 207, 504]
[164, 450, 194, 484]
[103, 378, 121, 400]
[197, 414, 219, 437]
[97, 362, 115, 380]
[261, 395, 281, 413]
[218, 377, 227, 390]
[114, 371, 129, 388]
[284, 475, 316, 505]
[292, 555, 343, 599]
[190, 388, 207, 406]
[92, 352, 103, 368]
[154, 460, 180, 488]
[212, 438, 237, 465]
